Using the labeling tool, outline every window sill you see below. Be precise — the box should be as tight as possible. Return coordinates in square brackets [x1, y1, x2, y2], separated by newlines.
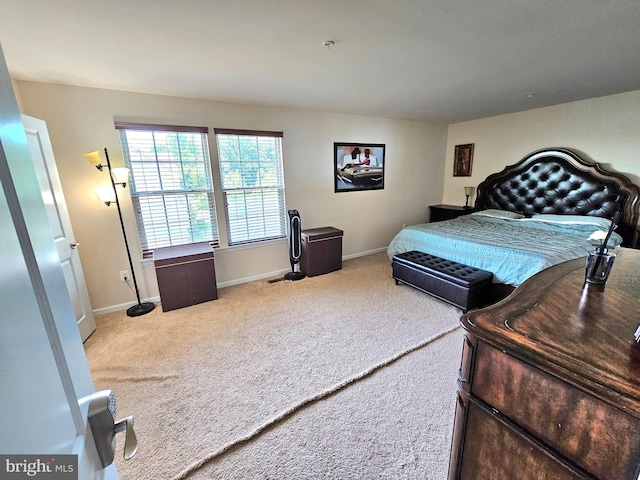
[216, 237, 287, 254]
[139, 237, 287, 266]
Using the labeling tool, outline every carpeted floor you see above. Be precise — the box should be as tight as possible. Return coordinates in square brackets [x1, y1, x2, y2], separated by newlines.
[84, 252, 464, 479]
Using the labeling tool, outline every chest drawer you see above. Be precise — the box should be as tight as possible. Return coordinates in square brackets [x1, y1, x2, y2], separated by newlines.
[472, 340, 640, 480]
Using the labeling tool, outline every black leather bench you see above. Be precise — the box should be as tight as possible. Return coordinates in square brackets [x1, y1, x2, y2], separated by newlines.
[392, 251, 493, 312]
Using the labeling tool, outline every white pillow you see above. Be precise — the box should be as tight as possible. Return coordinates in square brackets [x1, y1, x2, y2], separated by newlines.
[471, 209, 525, 220]
[530, 214, 612, 230]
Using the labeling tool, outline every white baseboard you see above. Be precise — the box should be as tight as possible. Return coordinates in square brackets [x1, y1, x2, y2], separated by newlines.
[94, 247, 388, 316]
[218, 248, 388, 288]
[218, 268, 292, 288]
[342, 246, 387, 261]
[94, 297, 161, 316]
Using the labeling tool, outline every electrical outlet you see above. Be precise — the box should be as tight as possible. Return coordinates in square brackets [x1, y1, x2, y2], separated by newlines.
[119, 270, 130, 282]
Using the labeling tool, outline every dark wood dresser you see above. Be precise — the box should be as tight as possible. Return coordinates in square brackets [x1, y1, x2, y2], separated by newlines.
[449, 248, 640, 479]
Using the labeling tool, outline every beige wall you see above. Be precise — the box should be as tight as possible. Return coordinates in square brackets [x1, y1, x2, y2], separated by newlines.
[16, 81, 448, 313]
[443, 90, 640, 208]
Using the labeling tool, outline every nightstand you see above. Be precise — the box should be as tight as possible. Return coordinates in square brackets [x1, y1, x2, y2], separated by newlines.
[429, 204, 474, 223]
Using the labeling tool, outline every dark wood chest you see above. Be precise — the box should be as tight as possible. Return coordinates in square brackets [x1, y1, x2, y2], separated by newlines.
[300, 227, 343, 277]
[153, 242, 218, 312]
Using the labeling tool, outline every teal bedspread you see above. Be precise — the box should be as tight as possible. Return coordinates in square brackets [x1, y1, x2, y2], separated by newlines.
[387, 215, 621, 286]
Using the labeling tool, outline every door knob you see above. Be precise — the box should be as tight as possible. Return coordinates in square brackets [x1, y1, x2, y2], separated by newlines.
[88, 390, 138, 468]
[70, 242, 80, 249]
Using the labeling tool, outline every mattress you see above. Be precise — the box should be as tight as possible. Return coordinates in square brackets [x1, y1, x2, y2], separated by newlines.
[387, 214, 621, 286]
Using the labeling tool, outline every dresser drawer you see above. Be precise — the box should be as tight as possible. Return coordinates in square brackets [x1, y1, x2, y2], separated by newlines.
[472, 340, 640, 480]
[457, 394, 588, 480]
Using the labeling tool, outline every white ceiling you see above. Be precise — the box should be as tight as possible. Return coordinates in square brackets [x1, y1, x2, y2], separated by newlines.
[1, 0, 639, 123]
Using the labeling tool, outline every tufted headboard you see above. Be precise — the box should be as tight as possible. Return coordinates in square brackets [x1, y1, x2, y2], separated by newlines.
[475, 148, 640, 246]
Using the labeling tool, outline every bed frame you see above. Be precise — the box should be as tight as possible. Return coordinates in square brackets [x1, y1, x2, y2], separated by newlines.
[475, 148, 640, 247]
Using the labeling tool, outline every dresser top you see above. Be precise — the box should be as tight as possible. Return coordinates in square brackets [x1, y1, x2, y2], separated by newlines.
[463, 248, 640, 416]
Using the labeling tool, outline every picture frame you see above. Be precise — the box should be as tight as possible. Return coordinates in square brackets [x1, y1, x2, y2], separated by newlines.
[454, 143, 474, 177]
[334, 143, 385, 192]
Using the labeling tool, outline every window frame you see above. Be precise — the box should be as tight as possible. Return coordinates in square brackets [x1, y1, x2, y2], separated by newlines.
[115, 122, 220, 253]
[214, 128, 287, 246]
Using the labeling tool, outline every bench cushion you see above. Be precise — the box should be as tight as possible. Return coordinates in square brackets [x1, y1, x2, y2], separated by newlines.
[392, 251, 493, 311]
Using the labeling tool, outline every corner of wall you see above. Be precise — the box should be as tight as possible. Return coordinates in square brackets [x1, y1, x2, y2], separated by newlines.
[10, 78, 24, 112]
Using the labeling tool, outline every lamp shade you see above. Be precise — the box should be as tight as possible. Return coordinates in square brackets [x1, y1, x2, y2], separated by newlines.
[84, 150, 102, 167]
[94, 186, 116, 205]
[111, 167, 130, 184]
[464, 186, 474, 196]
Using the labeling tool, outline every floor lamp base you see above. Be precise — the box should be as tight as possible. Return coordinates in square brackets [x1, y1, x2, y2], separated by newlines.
[127, 302, 156, 317]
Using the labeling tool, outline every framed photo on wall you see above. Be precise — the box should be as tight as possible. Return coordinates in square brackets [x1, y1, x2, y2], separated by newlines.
[454, 143, 474, 177]
[334, 143, 385, 192]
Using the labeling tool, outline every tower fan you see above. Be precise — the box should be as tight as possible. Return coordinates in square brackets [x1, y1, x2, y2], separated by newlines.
[284, 209, 305, 281]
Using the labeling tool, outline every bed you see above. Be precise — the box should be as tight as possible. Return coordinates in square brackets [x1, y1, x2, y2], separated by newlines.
[388, 148, 640, 287]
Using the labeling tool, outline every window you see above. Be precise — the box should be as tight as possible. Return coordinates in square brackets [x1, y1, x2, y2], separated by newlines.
[116, 122, 219, 251]
[214, 129, 287, 245]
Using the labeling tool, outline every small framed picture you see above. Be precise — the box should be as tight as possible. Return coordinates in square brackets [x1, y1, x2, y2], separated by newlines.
[334, 143, 385, 192]
[454, 144, 474, 177]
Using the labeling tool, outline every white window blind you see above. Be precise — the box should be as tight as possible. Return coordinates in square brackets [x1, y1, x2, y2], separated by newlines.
[214, 129, 286, 245]
[116, 123, 219, 251]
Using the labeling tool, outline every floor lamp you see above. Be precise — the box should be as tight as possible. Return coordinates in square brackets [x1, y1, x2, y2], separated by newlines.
[84, 148, 155, 317]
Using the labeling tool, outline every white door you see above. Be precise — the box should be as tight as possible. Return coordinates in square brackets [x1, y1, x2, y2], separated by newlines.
[0, 45, 127, 479]
[21, 114, 96, 342]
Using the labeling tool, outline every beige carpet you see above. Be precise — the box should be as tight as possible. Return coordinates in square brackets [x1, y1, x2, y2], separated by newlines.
[84, 252, 464, 479]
